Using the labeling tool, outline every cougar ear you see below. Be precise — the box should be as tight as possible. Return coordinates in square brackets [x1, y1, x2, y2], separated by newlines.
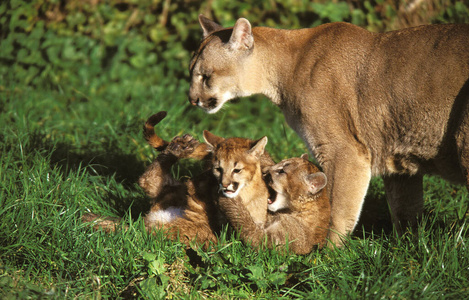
[199, 14, 223, 38]
[248, 136, 268, 158]
[300, 153, 309, 160]
[228, 18, 254, 50]
[203, 130, 224, 148]
[305, 172, 327, 195]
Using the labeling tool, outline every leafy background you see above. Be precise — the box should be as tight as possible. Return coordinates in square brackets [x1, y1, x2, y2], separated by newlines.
[2, 0, 469, 98]
[1, 0, 469, 298]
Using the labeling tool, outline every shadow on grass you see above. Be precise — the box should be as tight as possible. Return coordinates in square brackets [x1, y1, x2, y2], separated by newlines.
[25, 131, 152, 216]
[353, 194, 394, 238]
[353, 186, 468, 241]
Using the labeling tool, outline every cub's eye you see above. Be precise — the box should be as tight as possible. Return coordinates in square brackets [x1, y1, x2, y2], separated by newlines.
[276, 169, 285, 174]
[214, 167, 223, 173]
[233, 169, 242, 174]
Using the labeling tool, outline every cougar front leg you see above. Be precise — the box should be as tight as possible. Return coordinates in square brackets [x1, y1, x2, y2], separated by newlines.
[383, 174, 423, 236]
[326, 150, 372, 247]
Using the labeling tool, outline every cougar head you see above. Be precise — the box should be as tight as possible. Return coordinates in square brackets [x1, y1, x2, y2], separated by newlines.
[189, 15, 255, 113]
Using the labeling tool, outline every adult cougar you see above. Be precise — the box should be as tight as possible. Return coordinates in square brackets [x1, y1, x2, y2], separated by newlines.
[189, 15, 469, 245]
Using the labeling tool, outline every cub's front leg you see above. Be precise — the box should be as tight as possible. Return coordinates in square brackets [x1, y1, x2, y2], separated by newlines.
[218, 196, 265, 247]
[139, 134, 210, 198]
[138, 153, 179, 199]
[164, 134, 211, 160]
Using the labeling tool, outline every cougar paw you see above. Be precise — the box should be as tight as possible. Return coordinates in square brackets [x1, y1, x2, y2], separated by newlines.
[165, 134, 200, 158]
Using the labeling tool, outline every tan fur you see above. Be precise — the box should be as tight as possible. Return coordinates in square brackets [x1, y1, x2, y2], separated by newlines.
[189, 16, 469, 246]
[84, 112, 275, 247]
[142, 111, 211, 161]
[204, 132, 274, 225]
[216, 152, 331, 254]
[138, 150, 220, 247]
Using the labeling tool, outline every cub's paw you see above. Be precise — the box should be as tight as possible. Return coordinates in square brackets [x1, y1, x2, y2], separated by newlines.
[164, 134, 200, 158]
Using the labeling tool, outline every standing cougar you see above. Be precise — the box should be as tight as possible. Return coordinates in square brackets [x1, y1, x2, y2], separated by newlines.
[189, 15, 469, 245]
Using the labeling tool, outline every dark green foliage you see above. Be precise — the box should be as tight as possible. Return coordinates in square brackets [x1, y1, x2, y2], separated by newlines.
[1, 0, 468, 97]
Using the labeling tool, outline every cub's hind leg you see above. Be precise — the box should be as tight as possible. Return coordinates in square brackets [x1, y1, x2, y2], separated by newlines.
[383, 174, 423, 236]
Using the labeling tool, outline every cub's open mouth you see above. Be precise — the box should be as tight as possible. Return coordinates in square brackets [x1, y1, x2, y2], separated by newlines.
[222, 187, 237, 196]
[220, 182, 240, 198]
[267, 185, 277, 204]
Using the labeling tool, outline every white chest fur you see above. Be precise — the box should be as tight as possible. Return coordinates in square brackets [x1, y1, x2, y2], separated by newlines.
[146, 207, 184, 224]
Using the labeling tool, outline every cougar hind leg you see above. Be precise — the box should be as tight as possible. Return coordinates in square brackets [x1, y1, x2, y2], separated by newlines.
[383, 174, 423, 236]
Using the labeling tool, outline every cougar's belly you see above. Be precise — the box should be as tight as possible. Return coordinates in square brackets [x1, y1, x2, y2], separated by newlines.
[376, 141, 464, 183]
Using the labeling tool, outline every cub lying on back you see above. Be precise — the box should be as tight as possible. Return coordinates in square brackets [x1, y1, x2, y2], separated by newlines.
[205, 133, 331, 254]
[84, 112, 221, 246]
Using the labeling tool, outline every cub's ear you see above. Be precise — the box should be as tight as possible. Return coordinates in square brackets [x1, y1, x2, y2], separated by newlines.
[248, 136, 268, 158]
[199, 14, 223, 38]
[300, 153, 309, 161]
[203, 130, 224, 148]
[228, 18, 254, 50]
[305, 172, 327, 195]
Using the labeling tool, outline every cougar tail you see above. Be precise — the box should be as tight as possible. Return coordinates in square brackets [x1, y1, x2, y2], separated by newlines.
[143, 111, 169, 151]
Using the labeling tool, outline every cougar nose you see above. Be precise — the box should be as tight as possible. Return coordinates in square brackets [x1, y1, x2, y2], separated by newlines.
[189, 97, 199, 106]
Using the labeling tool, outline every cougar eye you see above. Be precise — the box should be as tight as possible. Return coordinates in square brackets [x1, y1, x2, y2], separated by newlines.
[233, 169, 242, 174]
[202, 74, 211, 86]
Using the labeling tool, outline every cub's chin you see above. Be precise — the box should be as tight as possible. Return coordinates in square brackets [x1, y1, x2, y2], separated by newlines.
[221, 189, 240, 198]
[267, 185, 289, 212]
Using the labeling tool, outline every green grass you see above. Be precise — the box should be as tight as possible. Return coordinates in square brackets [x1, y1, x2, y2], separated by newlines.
[1, 83, 468, 299]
